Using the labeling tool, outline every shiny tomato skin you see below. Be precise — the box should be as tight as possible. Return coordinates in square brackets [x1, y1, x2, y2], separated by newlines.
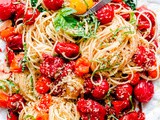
[14, 3, 25, 21]
[74, 57, 90, 76]
[43, 0, 64, 11]
[69, 0, 94, 15]
[0, 27, 15, 40]
[134, 80, 154, 103]
[7, 94, 25, 112]
[112, 100, 130, 116]
[6, 34, 23, 51]
[0, 91, 9, 108]
[119, 111, 138, 120]
[112, 0, 122, 2]
[148, 69, 158, 79]
[92, 79, 109, 99]
[7, 49, 15, 66]
[23, 8, 40, 25]
[55, 42, 79, 58]
[128, 72, 140, 85]
[96, 4, 114, 25]
[36, 76, 51, 94]
[115, 83, 133, 100]
[7, 110, 18, 120]
[0, 0, 13, 20]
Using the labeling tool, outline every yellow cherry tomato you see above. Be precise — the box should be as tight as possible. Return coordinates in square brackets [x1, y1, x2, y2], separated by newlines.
[69, 0, 94, 15]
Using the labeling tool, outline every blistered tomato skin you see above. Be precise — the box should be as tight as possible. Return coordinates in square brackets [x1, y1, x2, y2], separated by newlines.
[116, 83, 133, 100]
[43, 0, 64, 11]
[40, 56, 64, 78]
[23, 8, 40, 25]
[112, 100, 130, 116]
[0, 0, 13, 20]
[92, 79, 109, 99]
[119, 111, 138, 120]
[77, 98, 106, 120]
[134, 80, 154, 103]
[96, 4, 114, 24]
[55, 42, 79, 58]
[36, 76, 52, 94]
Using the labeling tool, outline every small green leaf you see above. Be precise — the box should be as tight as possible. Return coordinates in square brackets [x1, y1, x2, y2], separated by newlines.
[24, 115, 36, 120]
[129, 12, 136, 25]
[123, 0, 136, 10]
[59, 7, 77, 17]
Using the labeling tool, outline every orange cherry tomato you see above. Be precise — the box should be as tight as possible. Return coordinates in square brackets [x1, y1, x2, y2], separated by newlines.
[75, 57, 90, 76]
[36, 113, 49, 120]
[10, 53, 24, 73]
[0, 91, 9, 108]
[38, 94, 52, 112]
[0, 27, 15, 39]
[69, 0, 94, 14]
[148, 69, 158, 79]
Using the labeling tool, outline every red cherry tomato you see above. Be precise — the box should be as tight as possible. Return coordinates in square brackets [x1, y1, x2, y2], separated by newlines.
[43, 0, 64, 11]
[38, 94, 52, 112]
[148, 69, 158, 79]
[0, 91, 9, 108]
[112, 0, 122, 2]
[23, 8, 40, 25]
[92, 79, 109, 99]
[115, 83, 133, 100]
[14, 3, 25, 21]
[7, 49, 15, 66]
[7, 94, 25, 112]
[84, 78, 93, 94]
[128, 72, 140, 85]
[134, 80, 154, 103]
[0, 0, 13, 20]
[7, 110, 18, 120]
[36, 76, 51, 94]
[6, 34, 23, 51]
[96, 4, 114, 24]
[112, 100, 130, 116]
[119, 111, 138, 120]
[55, 42, 79, 58]
[74, 57, 90, 76]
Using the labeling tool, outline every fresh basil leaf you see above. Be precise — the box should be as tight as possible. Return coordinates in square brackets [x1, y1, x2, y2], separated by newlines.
[123, 0, 136, 10]
[31, 0, 37, 7]
[60, 7, 77, 17]
[30, 0, 45, 12]
[129, 12, 136, 25]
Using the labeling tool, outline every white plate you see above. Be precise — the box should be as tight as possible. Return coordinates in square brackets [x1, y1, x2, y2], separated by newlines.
[0, 0, 160, 119]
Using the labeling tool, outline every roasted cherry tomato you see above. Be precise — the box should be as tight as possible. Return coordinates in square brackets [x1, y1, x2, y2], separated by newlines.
[112, 0, 122, 2]
[43, 0, 64, 11]
[96, 4, 114, 24]
[115, 83, 133, 100]
[23, 8, 40, 25]
[92, 79, 109, 99]
[55, 42, 79, 58]
[69, 0, 94, 15]
[38, 94, 52, 112]
[134, 80, 154, 103]
[0, 27, 15, 39]
[0, 0, 13, 20]
[0, 91, 9, 108]
[40, 56, 64, 78]
[10, 53, 24, 73]
[77, 98, 106, 120]
[7, 110, 18, 120]
[119, 111, 138, 120]
[36, 112, 49, 120]
[7, 94, 25, 112]
[128, 72, 140, 85]
[74, 57, 90, 76]
[36, 76, 51, 94]
[112, 100, 130, 116]
[6, 34, 23, 51]
[14, 3, 25, 21]
[148, 69, 158, 79]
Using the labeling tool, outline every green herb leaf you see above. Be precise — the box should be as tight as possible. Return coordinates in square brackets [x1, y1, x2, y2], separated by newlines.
[123, 0, 136, 10]
[24, 115, 36, 120]
[54, 7, 99, 38]
[30, 0, 45, 12]
[22, 43, 28, 72]
[31, 0, 37, 7]
[129, 12, 136, 25]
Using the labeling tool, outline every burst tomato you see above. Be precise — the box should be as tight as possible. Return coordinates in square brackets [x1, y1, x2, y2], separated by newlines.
[36, 76, 51, 94]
